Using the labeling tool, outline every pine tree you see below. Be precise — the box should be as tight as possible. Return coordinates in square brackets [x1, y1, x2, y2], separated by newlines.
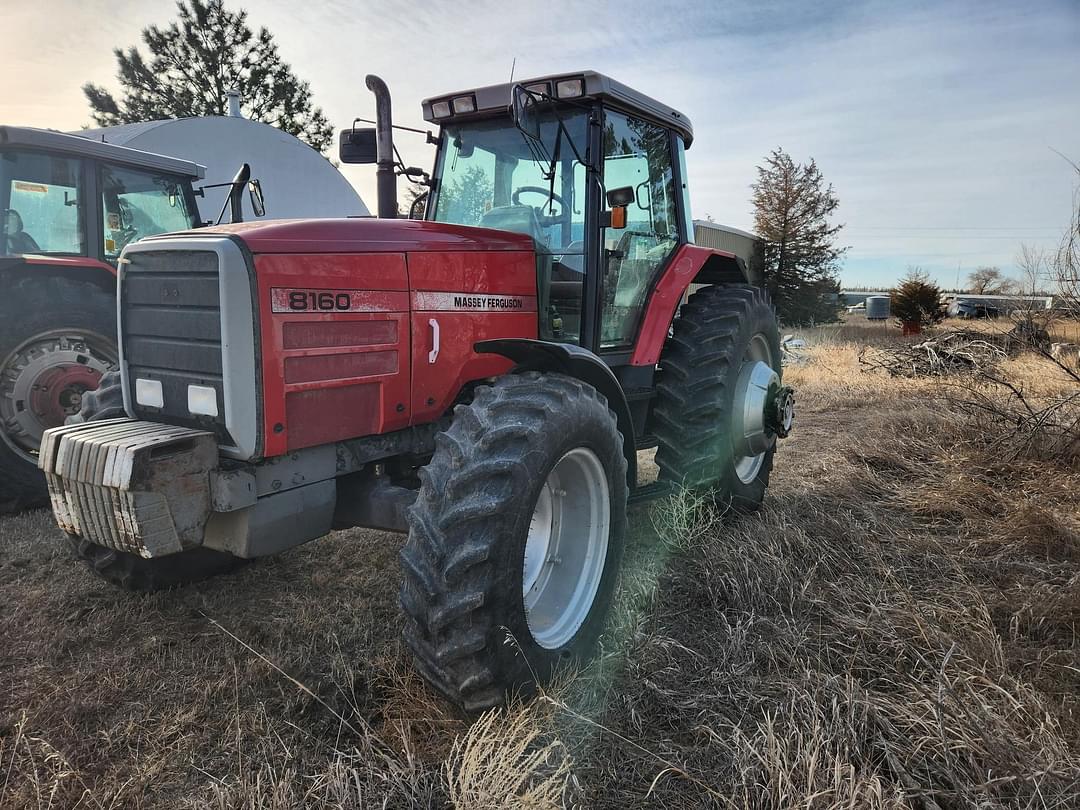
[751, 148, 846, 325]
[83, 0, 333, 152]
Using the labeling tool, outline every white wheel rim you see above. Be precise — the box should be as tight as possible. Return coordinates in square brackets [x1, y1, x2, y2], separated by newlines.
[523, 447, 611, 650]
[732, 334, 777, 485]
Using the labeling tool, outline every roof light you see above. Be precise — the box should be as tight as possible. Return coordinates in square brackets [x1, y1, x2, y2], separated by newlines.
[524, 82, 550, 98]
[555, 78, 584, 99]
[431, 100, 451, 118]
[451, 95, 476, 114]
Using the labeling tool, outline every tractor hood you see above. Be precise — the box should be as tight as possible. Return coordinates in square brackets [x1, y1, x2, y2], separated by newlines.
[192, 218, 536, 254]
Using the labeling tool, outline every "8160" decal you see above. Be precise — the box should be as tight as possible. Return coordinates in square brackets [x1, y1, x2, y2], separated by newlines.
[271, 288, 388, 313]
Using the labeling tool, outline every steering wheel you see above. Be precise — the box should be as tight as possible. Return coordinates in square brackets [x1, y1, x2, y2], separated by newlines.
[511, 186, 568, 227]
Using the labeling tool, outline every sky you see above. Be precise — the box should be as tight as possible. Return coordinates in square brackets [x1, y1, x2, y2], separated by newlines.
[3, 0, 1078, 288]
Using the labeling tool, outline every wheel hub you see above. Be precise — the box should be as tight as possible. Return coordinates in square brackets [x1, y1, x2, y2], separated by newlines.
[766, 384, 796, 439]
[523, 447, 610, 650]
[0, 330, 115, 459]
[733, 359, 780, 459]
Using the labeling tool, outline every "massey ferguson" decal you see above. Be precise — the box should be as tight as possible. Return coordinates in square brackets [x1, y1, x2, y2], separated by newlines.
[412, 291, 537, 312]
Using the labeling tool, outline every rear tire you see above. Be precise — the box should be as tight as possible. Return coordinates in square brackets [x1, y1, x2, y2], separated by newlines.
[63, 372, 244, 592]
[653, 284, 782, 512]
[0, 276, 117, 513]
[400, 372, 628, 711]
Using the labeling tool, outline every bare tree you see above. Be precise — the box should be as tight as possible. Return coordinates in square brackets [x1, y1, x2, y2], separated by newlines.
[966, 266, 1016, 295]
[1054, 169, 1080, 316]
[1015, 244, 1050, 296]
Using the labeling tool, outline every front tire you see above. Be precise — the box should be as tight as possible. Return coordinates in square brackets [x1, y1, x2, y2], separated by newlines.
[653, 284, 783, 511]
[400, 372, 628, 711]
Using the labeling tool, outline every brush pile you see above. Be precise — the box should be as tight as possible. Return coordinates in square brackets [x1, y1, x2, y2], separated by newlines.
[858, 329, 1008, 377]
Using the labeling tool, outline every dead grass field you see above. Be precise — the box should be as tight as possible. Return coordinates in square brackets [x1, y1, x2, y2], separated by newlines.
[2, 316, 1078, 808]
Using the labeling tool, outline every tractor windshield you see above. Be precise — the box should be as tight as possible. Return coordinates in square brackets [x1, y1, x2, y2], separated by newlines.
[431, 109, 589, 256]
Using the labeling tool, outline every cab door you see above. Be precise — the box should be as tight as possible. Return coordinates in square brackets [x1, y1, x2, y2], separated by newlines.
[598, 110, 680, 351]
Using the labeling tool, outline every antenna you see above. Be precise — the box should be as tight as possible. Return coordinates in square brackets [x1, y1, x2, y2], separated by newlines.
[509, 57, 517, 84]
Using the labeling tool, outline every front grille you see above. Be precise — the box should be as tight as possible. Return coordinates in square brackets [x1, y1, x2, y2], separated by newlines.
[121, 250, 233, 445]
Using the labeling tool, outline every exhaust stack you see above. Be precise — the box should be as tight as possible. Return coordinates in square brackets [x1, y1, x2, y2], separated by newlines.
[366, 74, 397, 219]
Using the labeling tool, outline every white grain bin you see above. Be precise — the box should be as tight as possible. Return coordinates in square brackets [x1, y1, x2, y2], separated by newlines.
[79, 117, 368, 222]
[866, 295, 891, 320]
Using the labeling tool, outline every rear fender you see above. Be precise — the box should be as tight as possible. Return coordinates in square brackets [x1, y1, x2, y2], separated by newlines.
[0, 256, 117, 293]
[474, 338, 637, 488]
[629, 245, 749, 366]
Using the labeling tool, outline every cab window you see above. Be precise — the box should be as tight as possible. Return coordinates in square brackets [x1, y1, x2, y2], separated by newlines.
[432, 110, 590, 343]
[1, 151, 84, 255]
[100, 164, 197, 259]
[601, 110, 678, 349]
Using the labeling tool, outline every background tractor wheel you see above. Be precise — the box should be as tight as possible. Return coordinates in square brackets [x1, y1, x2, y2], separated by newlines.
[400, 372, 628, 711]
[63, 369, 245, 592]
[653, 284, 783, 512]
[0, 276, 118, 513]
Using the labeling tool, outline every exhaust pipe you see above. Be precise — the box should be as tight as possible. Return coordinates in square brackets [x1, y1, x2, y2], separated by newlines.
[366, 74, 397, 219]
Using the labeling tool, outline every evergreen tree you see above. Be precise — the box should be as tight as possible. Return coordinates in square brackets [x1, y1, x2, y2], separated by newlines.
[84, 0, 332, 152]
[751, 148, 846, 325]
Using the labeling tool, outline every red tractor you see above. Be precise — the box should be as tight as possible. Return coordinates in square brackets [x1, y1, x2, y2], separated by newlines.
[40, 72, 794, 710]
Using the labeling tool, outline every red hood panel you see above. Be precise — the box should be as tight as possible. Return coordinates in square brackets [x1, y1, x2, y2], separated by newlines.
[197, 218, 536, 254]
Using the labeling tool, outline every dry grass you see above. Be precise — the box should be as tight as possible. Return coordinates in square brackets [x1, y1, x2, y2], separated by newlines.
[2, 316, 1079, 808]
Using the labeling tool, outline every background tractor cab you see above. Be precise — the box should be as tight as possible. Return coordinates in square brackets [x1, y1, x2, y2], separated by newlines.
[0, 125, 262, 513]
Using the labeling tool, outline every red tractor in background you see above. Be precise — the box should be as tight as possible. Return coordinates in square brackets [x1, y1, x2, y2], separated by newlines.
[40, 72, 794, 710]
[0, 126, 264, 512]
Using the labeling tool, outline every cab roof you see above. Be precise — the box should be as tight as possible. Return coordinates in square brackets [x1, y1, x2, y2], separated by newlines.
[0, 125, 205, 179]
[422, 70, 694, 147]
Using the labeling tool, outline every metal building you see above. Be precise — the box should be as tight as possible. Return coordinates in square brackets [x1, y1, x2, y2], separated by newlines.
[80, 116, 368, 222]
[693, 220, 762, 284]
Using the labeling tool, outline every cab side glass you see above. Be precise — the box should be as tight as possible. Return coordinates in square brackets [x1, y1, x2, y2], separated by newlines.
[1, 151, 85, 255]
[600, 110, 678, 349]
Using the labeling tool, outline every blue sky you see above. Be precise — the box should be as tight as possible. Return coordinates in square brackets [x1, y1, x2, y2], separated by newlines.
[5, 0, 1078, 288]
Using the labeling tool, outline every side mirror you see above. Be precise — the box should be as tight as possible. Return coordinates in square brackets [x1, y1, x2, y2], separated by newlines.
[606, 186, 635, 207]
[511, 84, 542, 141]
[339, 127, 378, 164]
[603, 186, 633, 230]
[248, 179, 265, 217]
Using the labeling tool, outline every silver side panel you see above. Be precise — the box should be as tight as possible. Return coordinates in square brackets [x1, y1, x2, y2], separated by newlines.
[39, 420, 218, 558]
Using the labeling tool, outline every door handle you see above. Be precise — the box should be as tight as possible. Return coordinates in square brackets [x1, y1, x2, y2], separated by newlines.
[428, 318, 440, 364]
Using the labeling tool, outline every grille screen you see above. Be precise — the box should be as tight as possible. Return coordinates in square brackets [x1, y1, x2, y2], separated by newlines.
[122, 250, 233, 445]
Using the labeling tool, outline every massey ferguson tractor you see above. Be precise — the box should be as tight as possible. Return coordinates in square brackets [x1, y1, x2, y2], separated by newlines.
[39, 72, 794, 710]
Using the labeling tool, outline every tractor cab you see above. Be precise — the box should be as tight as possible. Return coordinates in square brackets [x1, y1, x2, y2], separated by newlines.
[420, 72, 695, 354]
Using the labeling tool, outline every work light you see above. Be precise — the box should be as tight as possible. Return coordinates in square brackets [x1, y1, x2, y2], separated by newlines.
[555, 78, 584, 99]
[451, 95, 476, 114]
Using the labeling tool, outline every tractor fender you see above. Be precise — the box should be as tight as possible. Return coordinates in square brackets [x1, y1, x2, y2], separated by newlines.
[474, 338, 637, 487]
[629, 244, 749, 367]
[0, 256, 117, 291]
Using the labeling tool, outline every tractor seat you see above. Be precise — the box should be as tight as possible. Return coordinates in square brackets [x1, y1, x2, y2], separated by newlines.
[478, 205, 547, 244]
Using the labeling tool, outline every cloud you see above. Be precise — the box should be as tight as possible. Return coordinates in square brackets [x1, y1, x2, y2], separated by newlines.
[4, 0, 1077, 287]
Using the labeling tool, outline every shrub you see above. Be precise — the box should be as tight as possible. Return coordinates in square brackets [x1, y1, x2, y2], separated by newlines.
[891, 270, 945, 328]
